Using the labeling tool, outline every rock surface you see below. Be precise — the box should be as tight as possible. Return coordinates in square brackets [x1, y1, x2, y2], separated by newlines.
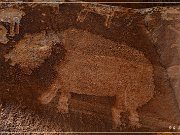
[147, 6, 180, 112]
[0, 25, 9, 44]
[4, 31, 61, 74]
[0, 3, 180, 132]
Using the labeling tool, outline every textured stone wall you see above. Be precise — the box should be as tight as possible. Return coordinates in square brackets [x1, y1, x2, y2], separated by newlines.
[147, 7, 180, 111]
[0, 3, 180, 132]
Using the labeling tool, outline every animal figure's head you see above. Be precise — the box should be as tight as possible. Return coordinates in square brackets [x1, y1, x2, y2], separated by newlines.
[4, 31, 61, 74]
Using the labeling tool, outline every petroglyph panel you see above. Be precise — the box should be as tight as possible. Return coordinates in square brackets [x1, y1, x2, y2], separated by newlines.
[0, 2, 180, 132]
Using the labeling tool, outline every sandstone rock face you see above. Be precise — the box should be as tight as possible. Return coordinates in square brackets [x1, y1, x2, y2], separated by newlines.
[166, 24, 180, 109]
[158, 24, 180, 67]
[77, 3, 120, 28]
[0, 3, 180, 132]
[147, 7, 180, 111]
[167, 65, 180, 106]
[166, 23, 180, 111]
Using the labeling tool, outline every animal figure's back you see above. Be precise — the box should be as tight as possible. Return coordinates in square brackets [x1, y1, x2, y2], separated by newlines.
[56, 28, 155, 110]
[56, 51, 154, 110]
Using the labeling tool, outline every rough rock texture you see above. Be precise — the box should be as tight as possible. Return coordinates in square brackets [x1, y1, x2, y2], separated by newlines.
[4, 31, 61, 74]
[0, 7, 25, 37]
[0, 3, 180, 132]
[146, 7, 180, 112]
[39, 28, 155, 128]
[0, 25, 9, 44]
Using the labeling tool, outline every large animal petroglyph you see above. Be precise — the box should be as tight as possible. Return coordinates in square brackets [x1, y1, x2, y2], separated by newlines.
[1, 2, 180, 132]
[38, 28, 155, 128]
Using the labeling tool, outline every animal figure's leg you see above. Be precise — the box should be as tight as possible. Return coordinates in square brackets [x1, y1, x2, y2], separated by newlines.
[38, 79, 60, 104]
[9, 21, 15, 37]
[0, 25, 9, 44]
[128, 109, 142, 128]
[14, 17, 20, 35]
[111, 95, 125, 129]
[57, 92, 71, 113]
[104, 11, 114, 28]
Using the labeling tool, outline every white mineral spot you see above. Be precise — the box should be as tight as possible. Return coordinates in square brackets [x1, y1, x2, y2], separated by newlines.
[42, 13, 46, 16]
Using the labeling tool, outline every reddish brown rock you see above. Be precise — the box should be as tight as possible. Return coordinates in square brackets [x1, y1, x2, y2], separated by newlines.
[0, 3, 180, 132]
